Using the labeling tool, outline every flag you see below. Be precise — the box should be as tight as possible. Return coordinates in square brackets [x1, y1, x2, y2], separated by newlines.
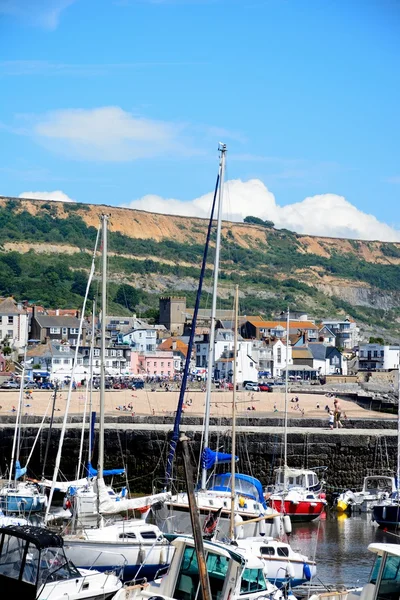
[203, 507, 223, 538]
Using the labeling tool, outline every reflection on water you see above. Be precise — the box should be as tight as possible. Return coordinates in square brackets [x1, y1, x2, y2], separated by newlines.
[288, 512, 400, 588]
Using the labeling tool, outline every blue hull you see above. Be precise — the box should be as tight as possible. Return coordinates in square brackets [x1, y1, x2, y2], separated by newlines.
[372, 503, 400, 528]
[0, 496, 44, 513]
[79, 562, 166, 583]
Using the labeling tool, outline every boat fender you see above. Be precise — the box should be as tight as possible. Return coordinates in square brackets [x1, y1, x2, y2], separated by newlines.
[286, 563, 295, 579]
[283, 515, 292, 535]
[272, 516, 281, 538]
[43, 494, 48, 507]
[33, 496, 37, 508]
[382, 507, 387, 519]
[234, 514, 244, 539]
[138, 547, 146, 563]
[303, 562, 312, 581]
[258, 514, 266, 536]
[319, 492, 326, 500]
[160, 547, 167, 565]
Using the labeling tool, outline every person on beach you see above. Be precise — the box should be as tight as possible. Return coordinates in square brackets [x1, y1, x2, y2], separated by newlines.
[329, 410, 334, 430]
[333, 399, 343, 428]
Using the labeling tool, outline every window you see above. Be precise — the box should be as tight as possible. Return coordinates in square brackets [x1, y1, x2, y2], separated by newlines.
[70, 328, 79, 334]
[373, 351, 378, 358]
[261, 546, 275, 556]
[173, 547, 229, 600]
[381, 350, 384, 357]
[0, 316, 2, 323]
[119, 532, 136, 539]
[250, 362, 253, 368]
[0, 331, 2, 339]
[53, 358, 61, 364]
[0, 533, 26, 580]
[94, 349, 100, 357]
[154, 362, 156, 366]
[168, 362, 171, 367]
[277, 347, 282, 364]
[50, 327, 60, 334]
[161, 362, 164, 367]
[277, 547, 289, 557]
[7, 330, 13, 337]
[63, 359, 70, 365]
[240, 569, 267, 594]
[8, 316, 13, 324]
[360, 350, 364, 358]
[62, 327, 68, 335]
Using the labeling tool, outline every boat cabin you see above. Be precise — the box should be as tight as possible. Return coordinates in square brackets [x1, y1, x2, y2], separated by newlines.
[0, 525, 81, 600]
[273, 468, 323, 493]
[361, 476, 397, 496]
[207, 473, 267, 509]
[349, 543, 400, 600]
[152, 536, 272, 600]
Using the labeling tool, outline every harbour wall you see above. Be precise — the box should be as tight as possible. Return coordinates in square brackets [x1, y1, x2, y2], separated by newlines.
[0, 417, 397, 496]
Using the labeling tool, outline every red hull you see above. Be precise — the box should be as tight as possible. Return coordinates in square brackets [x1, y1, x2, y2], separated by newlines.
[269, 499, 325, 522]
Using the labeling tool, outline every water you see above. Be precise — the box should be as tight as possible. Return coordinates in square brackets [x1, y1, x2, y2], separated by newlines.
[288, 512, 400, 589]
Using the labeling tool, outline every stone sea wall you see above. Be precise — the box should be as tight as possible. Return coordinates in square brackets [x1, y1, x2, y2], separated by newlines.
[0, 419, 397, 497]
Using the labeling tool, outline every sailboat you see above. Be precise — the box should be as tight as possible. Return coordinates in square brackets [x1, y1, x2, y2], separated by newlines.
[63, 214, 174, 582]
[151, 145, 285, 541]
[0, 330, 47, 514]
[264, 308, 326, 522]
[372, 359, 400, 528]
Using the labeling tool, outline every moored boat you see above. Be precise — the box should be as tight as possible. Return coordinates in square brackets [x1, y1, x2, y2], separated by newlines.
[336, 475, 397, 513]
[0, 524, 122, 600]
[266, 468, 326, 522]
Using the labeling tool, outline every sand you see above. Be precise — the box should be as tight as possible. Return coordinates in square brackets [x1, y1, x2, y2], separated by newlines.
[0, 387, 393, 421]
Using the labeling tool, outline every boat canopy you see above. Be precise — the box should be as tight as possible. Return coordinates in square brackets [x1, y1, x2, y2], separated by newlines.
[207, 473, 266, 508]
[368, 543, 400, 558]
[0, 525, 63, 549]
[201, 448, 238, 470]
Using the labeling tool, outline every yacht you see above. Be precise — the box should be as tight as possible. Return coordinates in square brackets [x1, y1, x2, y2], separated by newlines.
[336, 475, 397, 513]
[265, 468, 326, 522]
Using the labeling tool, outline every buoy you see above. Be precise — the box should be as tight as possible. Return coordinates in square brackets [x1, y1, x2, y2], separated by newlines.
[283, 515, 292, 535]
[234, 514, 244, 539]
[303, 562, 312, 581]
[286, 563, 295, 579]
[258, 515, 266, 536]
[336, 500, 348, 513]
[138, 547, 146, 563]
[272, 516, 281, 538]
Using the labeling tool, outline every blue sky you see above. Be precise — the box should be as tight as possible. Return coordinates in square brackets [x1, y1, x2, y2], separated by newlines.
[0, 0, 399, 240]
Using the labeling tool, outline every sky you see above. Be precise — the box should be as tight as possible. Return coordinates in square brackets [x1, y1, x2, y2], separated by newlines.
[0, 0, 399, 241]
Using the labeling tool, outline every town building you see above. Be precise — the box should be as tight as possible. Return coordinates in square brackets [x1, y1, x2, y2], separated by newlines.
[26, 341, 85, 381]
[214, 340, 258, 384]
[119, 327, 157, 353]
[320, 318, 358, 349]
[0, 297, 29, 353]
[159, 296, 187, 335]
[358, 344, 400, 371]
[30, 309, 86, 345]
[130, 350, 180, 377]
[240, 317, 318, 342]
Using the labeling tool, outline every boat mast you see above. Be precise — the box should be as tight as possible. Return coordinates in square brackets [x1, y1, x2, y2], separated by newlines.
[201, 142, 226, 490]
[98, 216, 108, 482]
[283, 306, 290, 491]
[229, 284, 239, 540]
[397, 351, 400, 492]
[88, 300, 96, 471]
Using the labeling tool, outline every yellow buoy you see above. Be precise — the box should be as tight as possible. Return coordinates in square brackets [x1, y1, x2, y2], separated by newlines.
[336, 500, 348, 513]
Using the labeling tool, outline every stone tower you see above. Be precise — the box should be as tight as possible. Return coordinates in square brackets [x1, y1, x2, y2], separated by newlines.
[159, 296, 186, 335]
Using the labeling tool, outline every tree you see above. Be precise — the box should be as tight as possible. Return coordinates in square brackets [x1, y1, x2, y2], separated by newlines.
[71, 270, 94, 299]
[369, 336, 385, 345]
[2, 346, 11, 356]
[114, 284, 141, 312]
[244, 216, 267, 226]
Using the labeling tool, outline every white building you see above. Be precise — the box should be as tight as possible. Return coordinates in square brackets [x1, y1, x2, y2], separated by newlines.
[195, 329, 235, 369]
[214, 340, 258, 384]
[272, 339, 293, 377]
[359, 344, 400, 371]
[120, 327, 157, 353]
[0, 297, 29, 353]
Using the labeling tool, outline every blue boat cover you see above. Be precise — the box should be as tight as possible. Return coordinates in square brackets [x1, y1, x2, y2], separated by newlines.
[207, 472, 267, 508]
[86, 462, 125, 477]
[15, 460, 27, 480]
[201, 447, 238, 470]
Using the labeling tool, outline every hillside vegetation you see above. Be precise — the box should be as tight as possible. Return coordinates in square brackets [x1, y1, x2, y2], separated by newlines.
[0, 196, 399, 340]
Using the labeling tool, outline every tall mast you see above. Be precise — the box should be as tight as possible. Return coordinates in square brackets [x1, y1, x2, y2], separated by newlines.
[88, 300, 96, 469]
[98, 216, 108, 481]
[283, 306, 290, 490]
[201, 142, 226, 490]
[229, 284, 239, 540]
[397, 349, 400, 492]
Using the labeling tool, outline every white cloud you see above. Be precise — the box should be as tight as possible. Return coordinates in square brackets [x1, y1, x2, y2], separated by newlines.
[0, 0, 76, 29]
[18, 190, 75, 203]
[125, 179, 400, 242]
[31, 106, 190, 161]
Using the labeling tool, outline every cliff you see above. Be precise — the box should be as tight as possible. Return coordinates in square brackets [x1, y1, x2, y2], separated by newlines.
[0, 196, 399, 340]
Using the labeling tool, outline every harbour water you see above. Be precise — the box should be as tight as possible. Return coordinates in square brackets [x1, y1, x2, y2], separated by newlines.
[289, 512, 400, 589]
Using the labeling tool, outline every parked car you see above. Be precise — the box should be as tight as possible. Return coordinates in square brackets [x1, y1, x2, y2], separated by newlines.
[0, 381, 19, 389]
[244, 382, 260, 391]
[24, 381, 39, 389]
[131, 381, 144, 390]
[242, 380, 258, 388]
[39, 382, 54, 390]
[259, 383, 272, 392]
